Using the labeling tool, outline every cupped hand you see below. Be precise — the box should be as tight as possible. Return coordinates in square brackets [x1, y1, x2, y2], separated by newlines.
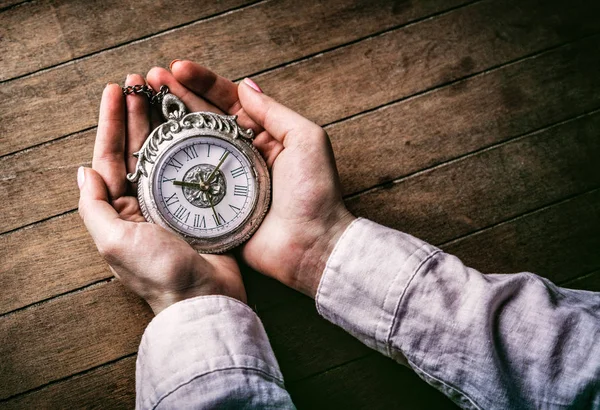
[78, 76, 246, 315]
[150, 62, 355, 297]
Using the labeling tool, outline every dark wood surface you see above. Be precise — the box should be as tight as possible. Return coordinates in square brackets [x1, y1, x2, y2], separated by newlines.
[1, 0, 598, 408]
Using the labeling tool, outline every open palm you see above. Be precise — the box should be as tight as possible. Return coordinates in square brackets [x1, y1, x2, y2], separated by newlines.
[78, 77, 245, 314]
[150, 63, 354, 296]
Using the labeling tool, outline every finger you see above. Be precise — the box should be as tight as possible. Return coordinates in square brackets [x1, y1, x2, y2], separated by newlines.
[93, 84, 128, 200]
[238, 79, 322, 148]
[170, 60, 263, 135]
[170, 60, 240, 114]
[146, 67, 222, 114]
[78, 167, 125, 248]
[124, 74, 151, 175]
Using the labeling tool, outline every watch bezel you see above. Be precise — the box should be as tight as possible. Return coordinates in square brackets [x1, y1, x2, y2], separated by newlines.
[128, 102, 270, 254]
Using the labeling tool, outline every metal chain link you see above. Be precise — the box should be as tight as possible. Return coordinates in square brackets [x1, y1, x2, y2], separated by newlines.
[122, 84, 169, 105]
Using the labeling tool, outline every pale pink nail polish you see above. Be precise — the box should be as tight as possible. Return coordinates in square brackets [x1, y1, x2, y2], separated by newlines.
[169, 59, 181, 71]
[77, 166, 85, 189]
[243, 77, 263, 93]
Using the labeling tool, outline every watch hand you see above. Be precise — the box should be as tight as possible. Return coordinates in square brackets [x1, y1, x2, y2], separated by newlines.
[208, 193, 220, 225]
[173, 180, 203, 189]
[206, 151, 230, 182]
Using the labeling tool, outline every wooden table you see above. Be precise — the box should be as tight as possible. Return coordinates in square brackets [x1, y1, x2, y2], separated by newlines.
[1, 0, 599, 408]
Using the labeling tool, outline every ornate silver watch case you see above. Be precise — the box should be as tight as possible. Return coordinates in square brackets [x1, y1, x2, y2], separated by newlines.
[127, 93, 270, 253]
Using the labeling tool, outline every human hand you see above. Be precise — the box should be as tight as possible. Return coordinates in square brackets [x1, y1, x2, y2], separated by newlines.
[147, 62, 355, 298]
[78, 76, 246, 315]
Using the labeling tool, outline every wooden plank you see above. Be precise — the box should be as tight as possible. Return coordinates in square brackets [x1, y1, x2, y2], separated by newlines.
[0, 0, 253, 81]
[0, 212, 105, 315]
[5, 186, 598, 407]
[443, 189, 600, 284]
[0, 281, 152, 399]
[0, 211, 300, 315]
[288, 353, 458, 409]
[0, 0, 24, 10]
[259, 0, 600, 126]
[2, 357, 136, 410]
[562, 270, 600, 292]
[2, 12, 599, 236]
[2, 112, 598, 399]
[332, 37, 600, 195]
[2, 37, 599, 314]
[346, 112, 600, 245]
[0, 129, 93, 234]
[0, 0, 469, 156]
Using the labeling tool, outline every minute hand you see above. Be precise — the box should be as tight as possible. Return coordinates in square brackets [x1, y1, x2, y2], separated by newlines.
[206, 151, 230, 182]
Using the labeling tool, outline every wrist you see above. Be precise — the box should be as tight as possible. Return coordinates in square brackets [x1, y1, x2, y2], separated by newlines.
[293, 210, 357, 298]
[145, 268, 247, 315]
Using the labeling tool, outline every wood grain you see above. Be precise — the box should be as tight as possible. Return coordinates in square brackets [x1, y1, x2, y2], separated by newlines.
[0, 0, 468, 156]
[0, 212, 104, 315]
[4, 185, 598, 407]
[258, 0, 600, 126]
[331, 37, 600, 195]
[563, 270, 600, 292]
[2, 11, 599, 235]
[346, 112, 600, 245]
[0, 211, 301, 315]
[2, 112, 598, 399]
[0, 281, 152, 399]
[0, 0, 25, 11]
[2, 37, 598, 313]
[288, 353, 458, 409]
[2, 356, 136, 410]
[0, 0, 253, 81]
[444, 189, 600, 284]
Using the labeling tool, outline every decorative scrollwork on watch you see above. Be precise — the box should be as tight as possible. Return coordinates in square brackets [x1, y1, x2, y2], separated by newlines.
[127, 103, 255, 183]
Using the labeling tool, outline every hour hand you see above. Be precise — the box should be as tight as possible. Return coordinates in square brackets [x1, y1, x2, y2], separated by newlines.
[172, 180, 202, 189]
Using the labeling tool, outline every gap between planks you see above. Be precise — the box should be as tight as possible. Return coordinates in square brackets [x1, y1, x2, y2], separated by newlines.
[1, 103, 599, 314]
[2, 185, 598, 404]
[0, 0, 481, 159]
[1, 107, 598, 314]
[0, 0, 477, 162]
[0, 0, 267, 84]
[0, 32, 596, 233]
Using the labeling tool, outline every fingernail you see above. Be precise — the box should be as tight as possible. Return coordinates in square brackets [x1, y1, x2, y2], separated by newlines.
[125, 74, 132, 83]
[77, 166, 85, 190]
[169, 59, 181, 70]
[105, 82, 115, 88]
[243, 78, 263, 93]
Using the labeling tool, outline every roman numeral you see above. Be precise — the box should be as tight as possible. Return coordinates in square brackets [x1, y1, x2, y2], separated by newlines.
[229, 204, 241, 214]
[173, 205, 190, 223]
[207, 144, 211, 157]
[164, 193, 179, 206]
[166, 157, 183, 172]
[193, 214, 206, 228]
[231, 167, 245, 178]
[212, 213, 225, 226]
[234, 185, 249, 197]
[219, 150, 229, 161]
[162, 176, 175, 183]
[182, 145, 198, 161]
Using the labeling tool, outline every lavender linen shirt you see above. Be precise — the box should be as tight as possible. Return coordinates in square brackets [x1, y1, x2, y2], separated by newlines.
[136, 218, 600, 409]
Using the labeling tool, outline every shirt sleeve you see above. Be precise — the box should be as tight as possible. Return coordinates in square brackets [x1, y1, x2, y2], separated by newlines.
[136, 295, 295, 410]
[316, 218, 600, 409]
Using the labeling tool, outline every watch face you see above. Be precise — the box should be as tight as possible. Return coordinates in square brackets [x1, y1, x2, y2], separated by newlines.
[151, 135, 257, 238]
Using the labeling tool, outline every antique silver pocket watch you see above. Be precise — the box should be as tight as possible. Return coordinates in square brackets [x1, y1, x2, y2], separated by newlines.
[125, 85, 270, 254]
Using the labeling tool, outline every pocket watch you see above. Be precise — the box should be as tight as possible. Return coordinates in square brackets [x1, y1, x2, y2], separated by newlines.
[124, 85, 270, 253]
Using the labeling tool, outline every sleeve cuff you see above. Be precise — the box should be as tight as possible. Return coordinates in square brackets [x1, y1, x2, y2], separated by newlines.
[136, 295, 283, 409]
[315, 218, 439, 358]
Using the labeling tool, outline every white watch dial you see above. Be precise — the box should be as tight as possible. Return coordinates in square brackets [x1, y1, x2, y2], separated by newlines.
[152, 136, 257, 238]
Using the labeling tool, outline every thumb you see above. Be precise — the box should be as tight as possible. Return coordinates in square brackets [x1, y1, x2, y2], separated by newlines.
[238, 78, 322, 148]
[78, 167, 123, 245]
